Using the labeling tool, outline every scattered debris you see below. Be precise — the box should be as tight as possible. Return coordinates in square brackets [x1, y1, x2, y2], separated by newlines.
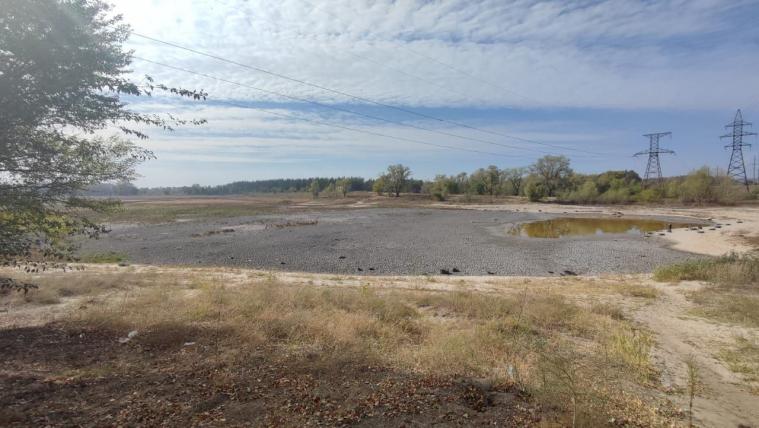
[118, 330, 138, 344]
[192, 228, 236, 238]
[269, 219, 318, 229]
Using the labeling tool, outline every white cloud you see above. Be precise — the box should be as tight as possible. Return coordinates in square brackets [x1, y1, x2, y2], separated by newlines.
[111, 0, 759, 109]
[98, 1, 759, 185]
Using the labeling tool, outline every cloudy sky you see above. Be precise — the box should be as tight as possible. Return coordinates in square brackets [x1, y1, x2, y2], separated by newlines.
[111, 0, 759, 187]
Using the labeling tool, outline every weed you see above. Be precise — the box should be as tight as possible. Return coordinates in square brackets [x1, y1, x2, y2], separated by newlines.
[685, 356, 702, 428]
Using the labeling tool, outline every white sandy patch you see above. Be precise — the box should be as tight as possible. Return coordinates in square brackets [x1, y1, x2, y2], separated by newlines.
[439, 202, 759, 256]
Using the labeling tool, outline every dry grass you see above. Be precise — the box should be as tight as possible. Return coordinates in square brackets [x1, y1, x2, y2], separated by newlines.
[718, 336, 759, 384]
[617, 284, 659, 299]
[12, 270, 671, 426]
[655, 254, 759, 327]
[2, 270, 154, 305]
[654, 253, 759, 286]
[93, 202, 279, 224]
[686, 290, 759, 327]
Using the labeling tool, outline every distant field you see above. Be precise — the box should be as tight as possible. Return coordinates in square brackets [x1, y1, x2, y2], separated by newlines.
[92, 193, 526, 224]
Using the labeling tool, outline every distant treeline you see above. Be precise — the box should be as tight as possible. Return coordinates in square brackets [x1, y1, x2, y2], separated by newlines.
[183, 177, 373, 195]
[88, 155, 758, 205]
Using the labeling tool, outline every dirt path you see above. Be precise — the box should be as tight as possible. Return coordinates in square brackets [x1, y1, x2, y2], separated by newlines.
[634, 281, 759, 427]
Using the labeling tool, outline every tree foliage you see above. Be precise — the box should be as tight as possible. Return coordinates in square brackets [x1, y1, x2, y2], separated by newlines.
[529, 155, 573, 197]
[384, 164, 412, 197]
[502, 167, 527, 196]
[0, 0, 206, 260]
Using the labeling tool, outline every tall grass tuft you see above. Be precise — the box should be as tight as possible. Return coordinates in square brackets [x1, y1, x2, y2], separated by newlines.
[654, 253, 759, 287]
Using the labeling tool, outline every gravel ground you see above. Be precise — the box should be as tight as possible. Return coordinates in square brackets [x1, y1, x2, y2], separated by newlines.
[79, 208, 706, 276]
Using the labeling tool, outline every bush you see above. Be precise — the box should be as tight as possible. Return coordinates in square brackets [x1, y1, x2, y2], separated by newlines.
[598, 187, 633, 204]
[636, 188, 662, 203]
[678, 167, 713, 203]
[524, 178, 548, 202]
[372, 176, 386, 195]
[674, 167, 746, 205]
[560, 181, 599, 203]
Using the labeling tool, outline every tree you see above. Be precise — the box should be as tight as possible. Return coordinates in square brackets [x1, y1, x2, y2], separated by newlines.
[502, 167, 527, 196]
[372, 176, 387, 195]
[385, 164, 411, 197]
[429, 175, 451, 201]
[309, 180, 320, 198]
[471, 166, 501, 199]
[324, 181, 337, 197]
[529, 156, 573, 197]
[336, 178, 350, 197]
[0, 0, 206, 260]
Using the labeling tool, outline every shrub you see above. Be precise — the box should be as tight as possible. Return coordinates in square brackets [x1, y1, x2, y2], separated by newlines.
[560, 181, 599, 203]
[636, 188, 662, 203]
[524, 178, 548, 201]
[678, 167, 714, 203]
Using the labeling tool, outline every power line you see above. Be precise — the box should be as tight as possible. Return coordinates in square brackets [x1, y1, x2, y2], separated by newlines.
[134, 56, 554, 155]
[131, 67, 521, 159]
[130, 32, 612, 157]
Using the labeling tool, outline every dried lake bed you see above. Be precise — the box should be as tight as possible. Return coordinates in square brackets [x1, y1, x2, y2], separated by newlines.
[77, 208, 710, 276]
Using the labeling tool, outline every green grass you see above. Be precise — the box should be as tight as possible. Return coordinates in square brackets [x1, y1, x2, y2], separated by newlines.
[653, 253, 759, 286]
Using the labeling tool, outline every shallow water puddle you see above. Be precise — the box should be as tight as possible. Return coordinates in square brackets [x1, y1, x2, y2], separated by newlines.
[508, 217, 697, 238]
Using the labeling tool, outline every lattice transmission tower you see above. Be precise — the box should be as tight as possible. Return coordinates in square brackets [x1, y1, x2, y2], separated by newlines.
[634, 132, 674, 184]
[721, 109, 755, 191]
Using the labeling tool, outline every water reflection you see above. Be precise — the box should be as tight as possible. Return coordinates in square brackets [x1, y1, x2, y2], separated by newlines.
[508, 217, 696, 238]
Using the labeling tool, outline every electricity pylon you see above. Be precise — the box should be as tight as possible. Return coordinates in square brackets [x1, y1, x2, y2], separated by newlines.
[721, 109, 755, 191]
[634, 132, 674, 185]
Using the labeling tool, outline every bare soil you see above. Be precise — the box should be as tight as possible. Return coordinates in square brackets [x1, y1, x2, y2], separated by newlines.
[0, 323, 539, 427]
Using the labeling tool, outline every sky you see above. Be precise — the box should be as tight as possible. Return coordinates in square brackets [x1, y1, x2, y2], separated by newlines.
[110, 0, 759, 187]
